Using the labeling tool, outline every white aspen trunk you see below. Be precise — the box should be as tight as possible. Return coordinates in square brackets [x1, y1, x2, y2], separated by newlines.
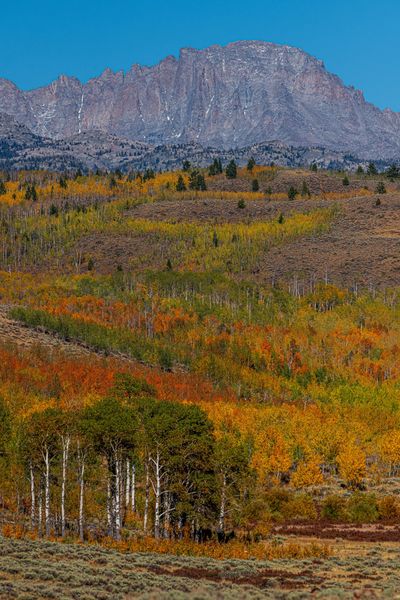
[125, 459, 130, 510]
[78, 455, 85, 542]
[191, 519, 195, 541]
[154, 450, 161, 539]
[38, 485, 43, 537]
[131, 464, 136, 512]
[163, 491, 171, 539]
[44, 445, 51, 537]
[114, 454, 121, 540]
[119, 459, 124, 515]
[29, 463, 35, 529]
[143, 461, 150, 534]
[61, 435, 70, 538]
[106, 477, 112, 534]
[218, 473, 226, 534]
[177, 515, 183, 539]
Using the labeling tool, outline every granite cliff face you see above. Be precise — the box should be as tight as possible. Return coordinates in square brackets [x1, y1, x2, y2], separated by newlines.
[1, 41, 400, 158]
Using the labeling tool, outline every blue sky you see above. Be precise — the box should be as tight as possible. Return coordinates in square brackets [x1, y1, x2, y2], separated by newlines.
[1, 0, 399, 110]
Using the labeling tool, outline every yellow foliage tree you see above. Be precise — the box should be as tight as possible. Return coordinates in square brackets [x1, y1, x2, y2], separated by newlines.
[291, 457, 324, 488]
[252, 430, 292, 484]
[337, 443, 366, 489]
[378, 430, 400, 476]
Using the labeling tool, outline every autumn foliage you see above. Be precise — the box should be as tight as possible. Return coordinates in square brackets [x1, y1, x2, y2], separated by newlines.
[0, 164, 399, 557]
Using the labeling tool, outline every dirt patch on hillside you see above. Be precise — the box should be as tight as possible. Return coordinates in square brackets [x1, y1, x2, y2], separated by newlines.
[260, 193, 400, 289]
[126, 197, 328, 224]
[72, 231, 173, 274]
[0, 306, 90, 357]
[207, 168, 395, 195]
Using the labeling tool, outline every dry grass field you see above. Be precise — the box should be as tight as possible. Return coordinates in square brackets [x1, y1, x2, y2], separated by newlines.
[1, 535, 399, 599]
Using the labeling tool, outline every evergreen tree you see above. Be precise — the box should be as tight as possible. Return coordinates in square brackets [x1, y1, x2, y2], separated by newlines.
[288, 186, 298, 201]
[247, 157, 256, 172]
[31, 185, 38, 202]
[0, 180, 6, 195]
[182, 160, 191, 172]
[356, 165, 364, 174]
[189, 171, 207, 191]
[342, 175, 350, 186]
[225, 160, 237, 179]
[376, 181, 386, 194]
[252, 179, 259, 192]
[208, 159, 223, 176]
[386, 164, 400, 179]
[176, 175, 186, 192]
[143, 169, 155, 181]
[367, 162, 378, 176]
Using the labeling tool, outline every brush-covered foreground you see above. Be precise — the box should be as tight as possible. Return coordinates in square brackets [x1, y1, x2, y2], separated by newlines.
[1, 536, 400, 599]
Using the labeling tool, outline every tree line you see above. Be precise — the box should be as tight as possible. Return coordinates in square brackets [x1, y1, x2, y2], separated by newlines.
[0, 374, 252, 543]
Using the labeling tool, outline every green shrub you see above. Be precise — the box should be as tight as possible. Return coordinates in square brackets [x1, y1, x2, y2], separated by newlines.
[282, 494, 317, 521]
[346, 493, 378, 523]
[321, 495, 346, 521]
[265, 488, 290, 518]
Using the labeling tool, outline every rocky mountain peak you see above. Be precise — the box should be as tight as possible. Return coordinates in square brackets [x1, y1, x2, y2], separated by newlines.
[0, 40, 399, 158]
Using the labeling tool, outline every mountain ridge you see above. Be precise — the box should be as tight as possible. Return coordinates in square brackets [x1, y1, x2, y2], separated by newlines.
[1, 41, 400, 158]
[0, 111, 392, 173]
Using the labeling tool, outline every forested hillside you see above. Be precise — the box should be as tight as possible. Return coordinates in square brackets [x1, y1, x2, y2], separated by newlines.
[1, 160, 400, 562]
